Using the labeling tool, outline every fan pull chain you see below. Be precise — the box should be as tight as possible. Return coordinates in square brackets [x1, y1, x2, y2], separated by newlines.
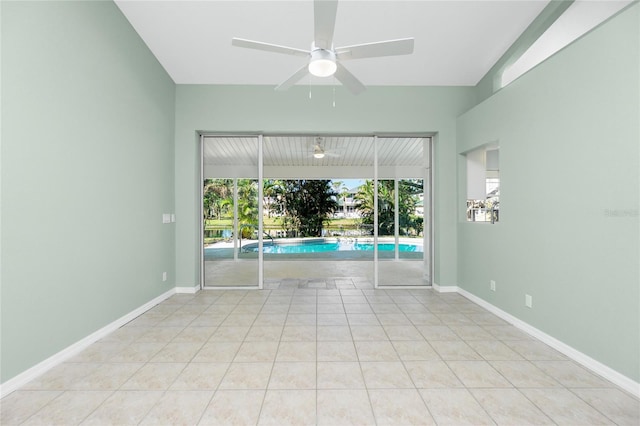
[332, 76, 336, 108]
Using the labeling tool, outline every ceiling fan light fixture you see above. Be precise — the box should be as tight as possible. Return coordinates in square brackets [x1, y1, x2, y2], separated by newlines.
[313, 144, 326, 159]
[308, 49, 337, 77]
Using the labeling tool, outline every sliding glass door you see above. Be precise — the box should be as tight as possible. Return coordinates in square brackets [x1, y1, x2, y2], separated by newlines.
[374, 137, 431, 287]
[201, 134, 431, 289]
[261, 136, 375, 289]
[202, 136, 261, 288]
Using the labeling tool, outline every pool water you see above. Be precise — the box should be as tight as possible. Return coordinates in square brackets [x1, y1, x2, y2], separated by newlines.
[244, 241, 422, 254]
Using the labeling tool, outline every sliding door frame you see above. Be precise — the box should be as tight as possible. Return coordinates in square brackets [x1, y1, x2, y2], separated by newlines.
[200, 132, 433, 290]
[374, 136, 433, 289]
[200, 134, 262, 290]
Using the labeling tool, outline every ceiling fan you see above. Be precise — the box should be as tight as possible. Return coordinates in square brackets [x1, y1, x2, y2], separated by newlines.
[311, 137, 340, 159]
[231, 0, 414, 95]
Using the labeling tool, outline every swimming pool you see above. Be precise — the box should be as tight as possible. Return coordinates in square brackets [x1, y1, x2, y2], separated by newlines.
[204, 238, 423, 260]
[244, 240, 422, 254]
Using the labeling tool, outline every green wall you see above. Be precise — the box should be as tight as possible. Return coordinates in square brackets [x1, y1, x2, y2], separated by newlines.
[3, 0, 637, 390]
[1, 1, 176, 382]
[458, 4, 639, 381]
[174, 85, 476, 290]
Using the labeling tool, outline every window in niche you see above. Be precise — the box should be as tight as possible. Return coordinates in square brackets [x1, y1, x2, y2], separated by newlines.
[465, 146, 499, 223]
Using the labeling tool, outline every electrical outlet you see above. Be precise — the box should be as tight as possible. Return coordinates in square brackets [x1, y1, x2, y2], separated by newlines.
[162, 272, 167, 282]
[490, 280, 496, 291]
[525, 294, 533, 308]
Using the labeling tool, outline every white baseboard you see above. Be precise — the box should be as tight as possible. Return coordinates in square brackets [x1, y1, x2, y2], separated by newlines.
[0, 288, 176, 398]
[175, 286, 200, 294]
[432, 282, 459, 293]
[377, 285, 433, 290]
[455, 287, 640, 398]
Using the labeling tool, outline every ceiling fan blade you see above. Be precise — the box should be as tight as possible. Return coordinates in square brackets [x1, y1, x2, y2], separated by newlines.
[336, 38, 414, 61]
[232, 38, 309, 57]
[334, 62, 366, 95]
[275, 64, 309, 91]
[314, 0, 338, 49]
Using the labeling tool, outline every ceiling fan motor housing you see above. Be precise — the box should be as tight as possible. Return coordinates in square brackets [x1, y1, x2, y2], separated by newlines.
[308, 48, 337, 77]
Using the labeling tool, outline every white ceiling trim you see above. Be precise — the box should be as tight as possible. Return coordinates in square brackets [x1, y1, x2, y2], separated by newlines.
[502, 0, 633, 86]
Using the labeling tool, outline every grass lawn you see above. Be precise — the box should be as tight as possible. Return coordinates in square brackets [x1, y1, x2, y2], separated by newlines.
[204, 217, 362, 229]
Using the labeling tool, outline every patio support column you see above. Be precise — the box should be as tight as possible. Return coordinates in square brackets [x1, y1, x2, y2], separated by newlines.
[424, 138, 432, 285]
[373, 136, 379, 288]
[394, 178, 399, 260]
[233, 178, 239, 261]
[258, 135, 264, 289]
[200, 135, 205, 289]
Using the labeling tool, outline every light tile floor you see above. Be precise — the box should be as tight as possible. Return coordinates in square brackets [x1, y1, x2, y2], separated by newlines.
[2, 279, 639, 425]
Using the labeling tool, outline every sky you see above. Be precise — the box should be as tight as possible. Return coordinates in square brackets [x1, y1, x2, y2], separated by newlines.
[331, 179, 364, 190]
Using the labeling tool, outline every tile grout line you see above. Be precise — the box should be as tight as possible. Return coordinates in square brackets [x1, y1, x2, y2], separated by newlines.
[565, 386, 628, 425]
[358, 286, 385, 425]
[139, 295, 210, 425]
[193, 290, 249, 426]
[253, 283, 291, 425]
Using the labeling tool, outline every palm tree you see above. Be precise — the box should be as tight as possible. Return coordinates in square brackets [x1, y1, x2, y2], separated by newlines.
[355, 179, 423, 236]
[354, 180, 375, 224]
[263, 179, 283, 218]
[237, 179, 258, 238]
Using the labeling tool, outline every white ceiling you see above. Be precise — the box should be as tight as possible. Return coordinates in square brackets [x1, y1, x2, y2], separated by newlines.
[204, 136, 426, 167]
[115, 0, 552, 87]
[203, 136, 430, 178]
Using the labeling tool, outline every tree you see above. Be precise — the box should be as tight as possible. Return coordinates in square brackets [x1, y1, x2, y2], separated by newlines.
[355, 179, 423, 236]
[203, 179, 233, 220]
[270, 179, 338, 237]
[263, 179, 283, 218]
[202, 179, 259, 238]
[237, 179, 258, 238]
